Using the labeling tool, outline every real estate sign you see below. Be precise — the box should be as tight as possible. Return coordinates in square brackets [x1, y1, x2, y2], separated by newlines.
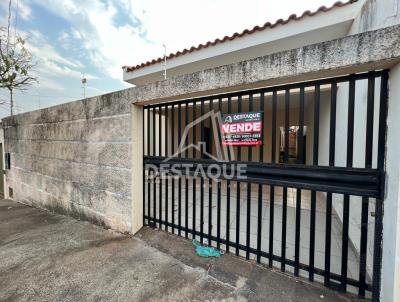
[221, 111, 263, 146]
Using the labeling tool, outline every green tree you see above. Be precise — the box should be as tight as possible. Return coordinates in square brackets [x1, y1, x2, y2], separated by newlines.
[0, 0, 37, 116]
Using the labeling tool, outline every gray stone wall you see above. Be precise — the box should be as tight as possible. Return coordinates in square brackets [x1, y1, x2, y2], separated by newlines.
[2, 90, 132, 233]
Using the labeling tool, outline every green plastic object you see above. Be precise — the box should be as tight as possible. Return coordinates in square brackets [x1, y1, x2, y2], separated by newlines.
[192, 239, 222, 258]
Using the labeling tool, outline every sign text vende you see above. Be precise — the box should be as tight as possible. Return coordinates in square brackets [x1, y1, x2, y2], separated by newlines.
[221, 111, 263, 146]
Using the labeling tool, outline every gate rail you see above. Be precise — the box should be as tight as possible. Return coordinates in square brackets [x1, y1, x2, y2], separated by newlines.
[145, 156, 383, 198]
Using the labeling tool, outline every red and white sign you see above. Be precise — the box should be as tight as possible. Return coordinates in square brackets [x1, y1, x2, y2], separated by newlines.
[221, 112, 263, 146]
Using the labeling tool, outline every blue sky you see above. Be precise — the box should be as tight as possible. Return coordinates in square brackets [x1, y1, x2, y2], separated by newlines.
[0, 0, 338, 117]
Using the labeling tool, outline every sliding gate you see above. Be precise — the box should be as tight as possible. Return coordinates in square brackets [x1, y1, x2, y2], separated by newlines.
[143, 70, 388, 300]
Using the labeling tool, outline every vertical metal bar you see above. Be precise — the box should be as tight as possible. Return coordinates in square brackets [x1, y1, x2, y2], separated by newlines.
[377, 71, 388, 172]
[341, 76, 355, 291]
[365, 73, 375, 168]
[297, 86, 305, 164]
[146, 108, 150, 225]
[185, 103, 189, 159]
[246, 194, 252, 255]
[346, 78, 356, 167]
[294, 86, 305, 276]
[208, 174, 213, 245]
[309, 84, 320, 281]
[325, 193, 333, 286]
[284, 89, 290, 163]
[246, 94, 253, 260]
[159, 106, 162, 157]
[372, 201, 383, 302]
[236, 95, 242, 256]
[143, 107, 145, 226]
[227, 97, 232, 162]
[192, 100, 197, 239]
[325, 81, 337, 286]
[269, 90, 277, 268]
[152, 107, 156, 226]
[217, 97, 222, 250]
[359, 73, 375, 297]
[200, 100, 205, 244]
[208, 100, 213, 245]
[328, 82, 339, 269]
[256, 92, 265, 263]
[165, 106, 169, 232]
[281, 186, 287, 272]
[216, 181, 221, 248]
[226, 96, 232, 253]
[372, 71, 388, 302]
[178, 104, 181, 155]
[178, 103, 182, 236]
[281, 89, 290, 272]
[158, 106, 162, 228]
[185, 102, 189, 238]
[147, 109, 151, 225]
[171, 105, 175, 233]
[359, 200, 369, 295]
[235, 182, 240, 256]
[153, 107, 156, 156]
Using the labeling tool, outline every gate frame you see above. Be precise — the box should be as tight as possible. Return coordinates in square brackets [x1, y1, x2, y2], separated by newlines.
[141, 70, 389, 300]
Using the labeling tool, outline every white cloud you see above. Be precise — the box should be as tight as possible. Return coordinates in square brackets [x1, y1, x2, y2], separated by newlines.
[26, 0, 149, 79]
[19, 29, 98, 82]
[130, 0, 341, 60]
[26, 29, 84, 68]
[34, 76, 65, 91]
[71, 28, 82, 40]
[18, 1, 33, 21]
[27, 0, 340, 81]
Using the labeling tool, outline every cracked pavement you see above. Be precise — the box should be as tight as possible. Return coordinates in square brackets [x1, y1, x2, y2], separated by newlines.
[0, 199, 363, 302]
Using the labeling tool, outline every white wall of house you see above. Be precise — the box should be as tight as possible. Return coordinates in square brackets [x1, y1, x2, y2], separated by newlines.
[349, 0, 400, 35]
[380, 62, 400, 302]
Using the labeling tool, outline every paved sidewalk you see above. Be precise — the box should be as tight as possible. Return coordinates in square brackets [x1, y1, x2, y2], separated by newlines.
[0, 199, 363, 302]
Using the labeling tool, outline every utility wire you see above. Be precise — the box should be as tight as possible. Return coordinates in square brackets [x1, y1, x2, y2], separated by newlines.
[17, 94, 80, 99]
[0, 100, 24, 108]
[0, 100, 27, 111]
[6, 0, 12, 52]
[14, 0, 19, 41]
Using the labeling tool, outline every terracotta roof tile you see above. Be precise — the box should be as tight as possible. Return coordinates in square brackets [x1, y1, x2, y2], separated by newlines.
[124, 0, 357, 72]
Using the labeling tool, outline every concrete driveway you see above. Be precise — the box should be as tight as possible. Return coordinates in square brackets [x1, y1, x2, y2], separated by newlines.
[0, 199, 363, 302]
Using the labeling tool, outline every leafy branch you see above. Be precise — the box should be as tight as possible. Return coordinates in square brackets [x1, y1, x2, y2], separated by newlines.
[0, 1, 38, 116]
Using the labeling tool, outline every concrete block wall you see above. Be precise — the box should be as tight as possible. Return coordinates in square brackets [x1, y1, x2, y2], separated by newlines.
[2, 90, 133, 233]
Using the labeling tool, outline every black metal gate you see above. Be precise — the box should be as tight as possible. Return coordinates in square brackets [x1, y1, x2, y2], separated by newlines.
[143, 70, 388, 301]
